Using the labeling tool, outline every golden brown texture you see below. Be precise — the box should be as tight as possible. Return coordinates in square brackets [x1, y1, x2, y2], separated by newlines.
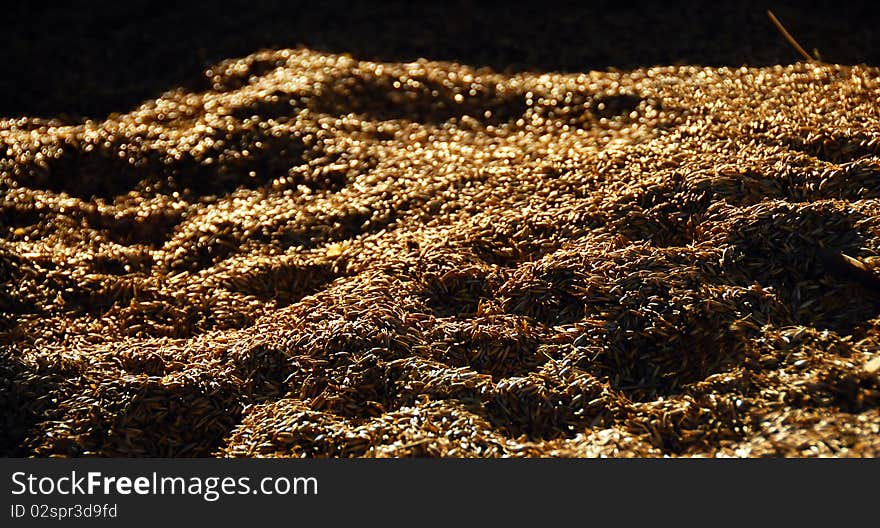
[2, 49, 880, 457]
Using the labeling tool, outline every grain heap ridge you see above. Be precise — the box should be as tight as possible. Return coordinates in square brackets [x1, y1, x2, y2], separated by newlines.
[2, 49, 880, 457]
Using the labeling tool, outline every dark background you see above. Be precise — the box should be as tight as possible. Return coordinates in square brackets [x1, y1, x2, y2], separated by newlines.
[1, 1, 878, 119]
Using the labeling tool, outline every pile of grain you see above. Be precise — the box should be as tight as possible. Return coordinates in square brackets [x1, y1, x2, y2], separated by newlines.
[2, 49, 880, 457]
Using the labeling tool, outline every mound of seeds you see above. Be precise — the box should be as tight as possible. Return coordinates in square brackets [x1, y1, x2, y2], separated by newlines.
[3, 49, 880, 457]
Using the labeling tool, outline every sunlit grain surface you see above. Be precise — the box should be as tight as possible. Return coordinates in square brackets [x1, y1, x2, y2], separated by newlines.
[3, 49, 880, 457]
